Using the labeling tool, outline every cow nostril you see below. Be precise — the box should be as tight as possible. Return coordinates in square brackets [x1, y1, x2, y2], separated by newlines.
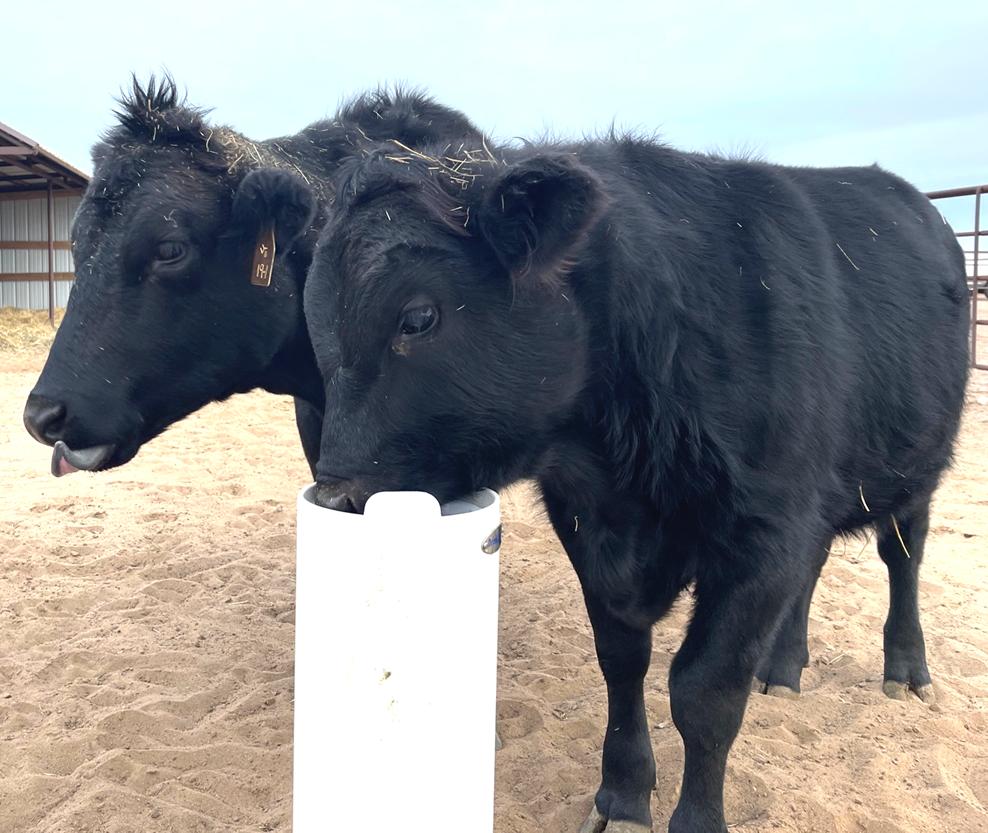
[23, 394, 67, 445]
[45, 409, 66, 438]
[314, 482, 359, 513]
[326, 493, 358, 513]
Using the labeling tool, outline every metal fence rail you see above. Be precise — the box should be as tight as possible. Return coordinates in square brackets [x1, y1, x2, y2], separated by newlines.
[926, 184, 986, 371]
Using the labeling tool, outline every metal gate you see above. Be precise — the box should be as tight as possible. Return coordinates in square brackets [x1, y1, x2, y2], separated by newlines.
[926, 184, 986, 371]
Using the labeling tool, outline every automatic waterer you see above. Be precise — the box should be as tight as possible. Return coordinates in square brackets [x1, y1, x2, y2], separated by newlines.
[293, 486, 501, 831]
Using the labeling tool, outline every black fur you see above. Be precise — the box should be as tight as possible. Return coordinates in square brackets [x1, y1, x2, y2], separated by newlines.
[477, 154, 607, 284]
[231, 168, 316, 250]
[24, 76, 480, 476]
[306, 134, 969, 831]
[111, 74, 201, 141]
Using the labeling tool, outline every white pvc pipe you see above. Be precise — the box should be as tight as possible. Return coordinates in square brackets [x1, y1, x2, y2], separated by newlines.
[293, 486, 501, 832]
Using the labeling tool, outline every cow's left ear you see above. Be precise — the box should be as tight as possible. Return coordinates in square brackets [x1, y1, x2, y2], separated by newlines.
[231, 168, 316, 249]
[477, 154, 605, 285]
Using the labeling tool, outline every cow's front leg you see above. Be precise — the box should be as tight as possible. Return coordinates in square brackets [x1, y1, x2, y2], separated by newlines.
[293, 397, 324, 479]
[578, 596, 655, 833]
[668, 546, 804, 833]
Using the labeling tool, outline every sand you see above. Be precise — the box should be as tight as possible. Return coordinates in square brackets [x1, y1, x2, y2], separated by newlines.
[1, 319, 986, 833]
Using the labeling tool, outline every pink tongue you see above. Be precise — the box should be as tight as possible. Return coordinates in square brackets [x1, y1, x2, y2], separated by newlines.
[57, 455, 79, 476]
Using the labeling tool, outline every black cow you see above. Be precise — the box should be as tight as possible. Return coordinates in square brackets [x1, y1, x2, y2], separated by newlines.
[23, 76, 479, 478]
[302, 137, 969, 831]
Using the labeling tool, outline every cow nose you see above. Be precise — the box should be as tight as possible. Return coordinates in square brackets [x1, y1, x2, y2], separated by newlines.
[314, 481, 359, 513]
[23, 394, 67, 446]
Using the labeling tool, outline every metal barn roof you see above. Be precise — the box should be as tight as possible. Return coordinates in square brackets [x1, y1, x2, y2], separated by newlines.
[0, 121, 89, 195]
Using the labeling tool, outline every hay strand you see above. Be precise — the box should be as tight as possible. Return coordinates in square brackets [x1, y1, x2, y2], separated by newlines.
[836, 241, 860, 271]
[890, 514, 912, 559]
[859, 482, 871, 512]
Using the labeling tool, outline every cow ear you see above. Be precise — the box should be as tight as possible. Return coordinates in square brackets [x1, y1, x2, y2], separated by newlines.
[231, 168, 316, 249]
[477, 154, 605, 285]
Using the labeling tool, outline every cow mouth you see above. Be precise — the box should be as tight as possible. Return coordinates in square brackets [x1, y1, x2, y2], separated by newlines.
[51, 440, 117, 477]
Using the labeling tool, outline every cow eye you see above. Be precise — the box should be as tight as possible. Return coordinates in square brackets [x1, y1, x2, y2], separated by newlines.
[398, 303, 439, 338]
[155, 240, 187, 263]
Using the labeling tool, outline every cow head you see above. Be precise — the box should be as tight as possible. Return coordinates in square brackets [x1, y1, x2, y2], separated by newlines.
[24, 77, 318, 475]
[23, 77, 484, 477]
[306, 146, 606, 510]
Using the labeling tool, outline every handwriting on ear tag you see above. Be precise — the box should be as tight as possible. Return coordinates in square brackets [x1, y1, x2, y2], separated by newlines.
[250, 226, 276, 287]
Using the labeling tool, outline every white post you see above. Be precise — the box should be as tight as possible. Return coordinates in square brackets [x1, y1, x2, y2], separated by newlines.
[293, 487, 501, 831]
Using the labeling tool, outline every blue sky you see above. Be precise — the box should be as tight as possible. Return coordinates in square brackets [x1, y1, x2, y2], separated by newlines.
[3, 1, 985, 233]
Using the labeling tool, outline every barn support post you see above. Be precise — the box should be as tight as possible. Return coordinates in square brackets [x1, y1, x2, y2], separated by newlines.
[46, 180, 55, 327]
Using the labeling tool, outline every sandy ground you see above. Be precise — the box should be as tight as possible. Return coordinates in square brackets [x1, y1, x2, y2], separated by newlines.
[1, 319, 986, 833]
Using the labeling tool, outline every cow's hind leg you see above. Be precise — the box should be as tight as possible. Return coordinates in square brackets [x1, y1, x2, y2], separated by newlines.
[876, 501, 935, 703]
[578, 596, 655, 833]
[668, 539, 807, 833]
[752, 539, 829, 698]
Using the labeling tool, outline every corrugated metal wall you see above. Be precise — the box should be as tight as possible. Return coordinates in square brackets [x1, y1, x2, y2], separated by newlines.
[0, 193, 81, 309]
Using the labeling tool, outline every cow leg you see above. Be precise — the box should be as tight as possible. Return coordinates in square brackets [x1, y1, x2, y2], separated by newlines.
[752, 539, 829, 697]
[876, 503, 935, 703]
[578, 596, 655, 833]
[293, 397, 323, 479]
[668, 546, 805, 833]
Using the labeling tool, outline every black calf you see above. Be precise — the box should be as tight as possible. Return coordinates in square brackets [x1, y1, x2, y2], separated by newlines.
[303, 132, 968, 831]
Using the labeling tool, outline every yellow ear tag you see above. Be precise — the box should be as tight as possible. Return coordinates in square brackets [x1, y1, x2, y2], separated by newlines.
[250, 226, 276, 287]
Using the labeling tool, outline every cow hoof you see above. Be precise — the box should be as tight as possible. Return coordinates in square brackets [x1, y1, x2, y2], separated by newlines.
[750, 678, 799, 699]
[578, 806, 607, 833]
[883, 679, 936, 704]
[578, 806, 652, 833]
[765, 684, 800, 700]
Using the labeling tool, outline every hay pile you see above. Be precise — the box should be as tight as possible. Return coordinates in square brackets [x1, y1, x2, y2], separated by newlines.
[0, 308, 62, 353]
